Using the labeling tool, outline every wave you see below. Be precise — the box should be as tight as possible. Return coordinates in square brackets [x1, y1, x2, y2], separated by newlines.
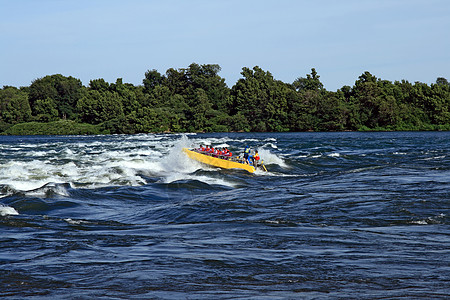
[409, 213, 446, 225]
[0, 204, 19, 216]
[24, 182, 70, 197]
[328, 152, 341, 158]
[0, 184, 19, 198]
[257, 148, 287, 168]
[1, 183, 71, 206]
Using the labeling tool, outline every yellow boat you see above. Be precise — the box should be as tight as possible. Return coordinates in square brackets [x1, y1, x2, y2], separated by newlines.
[182, 148, 266, 173]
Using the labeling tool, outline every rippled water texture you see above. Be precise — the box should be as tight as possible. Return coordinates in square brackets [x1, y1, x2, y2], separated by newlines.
[1, 132, 449, 299]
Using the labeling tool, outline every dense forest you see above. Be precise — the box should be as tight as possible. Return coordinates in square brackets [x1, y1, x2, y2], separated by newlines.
[1, 63, 449, 135]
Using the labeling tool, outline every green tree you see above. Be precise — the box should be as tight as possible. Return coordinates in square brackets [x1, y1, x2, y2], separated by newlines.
[29, 74, 83, 120]
[145, 85, 171, 107]
[124, 107, 171, 133]
[229, 66, 290, 131]
[110, 78, 140, 115]
[0, 86, 31, 124]
[191, 88, 212, 131]
[436, 77, 449, 86]
[293, 68, 324, 92]
[77, 90, 124, 124]
[34, 97, 59, 122]
[143, 69, 164, 93]
[351, 71, 382, 129]
[391, 80, 427, 130]
[143, 63, 232, 132]
[226, 112, 250, 132]
[289, 68, 328, 131]
[165, 67, 188, 96]
[185, 63, 230, 111]
[429, 82, 450, 125]
[317, 91, 350, 131]
[89, 78, 110, 92]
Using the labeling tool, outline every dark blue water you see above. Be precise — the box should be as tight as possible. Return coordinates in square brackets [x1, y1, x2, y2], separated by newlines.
[1, 132, 449, 299]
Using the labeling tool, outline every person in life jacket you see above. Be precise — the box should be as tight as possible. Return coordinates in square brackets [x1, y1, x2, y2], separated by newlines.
[224, 148, 232, 157]
[254, 150, 260, 161]
[247, 149, 260, 166]
[253, 150, 260, 166]
[208, 147, 215, 156]
[243, 146, 250, 161]
[220, 148, 231, 159]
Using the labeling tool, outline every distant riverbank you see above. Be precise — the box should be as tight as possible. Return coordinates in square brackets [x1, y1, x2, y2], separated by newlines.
[1, 64, 449, 135]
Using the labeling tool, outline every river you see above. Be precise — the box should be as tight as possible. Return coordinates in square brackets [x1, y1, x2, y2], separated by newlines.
[1, 132, 449, 299]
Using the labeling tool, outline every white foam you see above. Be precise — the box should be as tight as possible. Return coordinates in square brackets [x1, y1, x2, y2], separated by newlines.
[159, 135, 200, 173]
[409, 213, 446, 225]
[62, 148, 75, 156]
[421, 155, 446, 161]
[0, 205, 19, 216]
[214, 143, 230, 148]
[1, 134, 273, 191]
[265, 143, 278, 149]
[23, 182, 69, 197]
[410, 220, 428, 225]
[64, 218, 89, 225]
[257, 148, 288, 168]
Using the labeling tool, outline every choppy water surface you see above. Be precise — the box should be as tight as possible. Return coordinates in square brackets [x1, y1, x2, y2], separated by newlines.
[1, 132, 449, 299]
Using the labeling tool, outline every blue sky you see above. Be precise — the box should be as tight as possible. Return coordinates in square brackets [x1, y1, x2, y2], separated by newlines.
[1, 0, 449, 91]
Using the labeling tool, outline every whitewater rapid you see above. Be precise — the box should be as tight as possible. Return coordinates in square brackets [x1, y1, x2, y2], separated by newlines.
[0, 134, 286, 201]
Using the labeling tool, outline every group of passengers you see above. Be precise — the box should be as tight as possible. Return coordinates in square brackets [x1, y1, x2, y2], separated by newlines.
[197, 145, 233, 158]
[196, 144, 260, 166]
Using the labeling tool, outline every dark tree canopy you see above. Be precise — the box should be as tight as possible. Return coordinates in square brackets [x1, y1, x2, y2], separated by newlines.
[28, 74, 83, 120]
[1, 65, 449, 135]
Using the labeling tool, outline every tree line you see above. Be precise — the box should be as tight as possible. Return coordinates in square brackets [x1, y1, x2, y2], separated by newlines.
[1, 63, 449, 135]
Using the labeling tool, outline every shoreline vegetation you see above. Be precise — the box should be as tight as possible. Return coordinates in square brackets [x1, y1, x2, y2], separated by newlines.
[1, 63, 449, 135]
